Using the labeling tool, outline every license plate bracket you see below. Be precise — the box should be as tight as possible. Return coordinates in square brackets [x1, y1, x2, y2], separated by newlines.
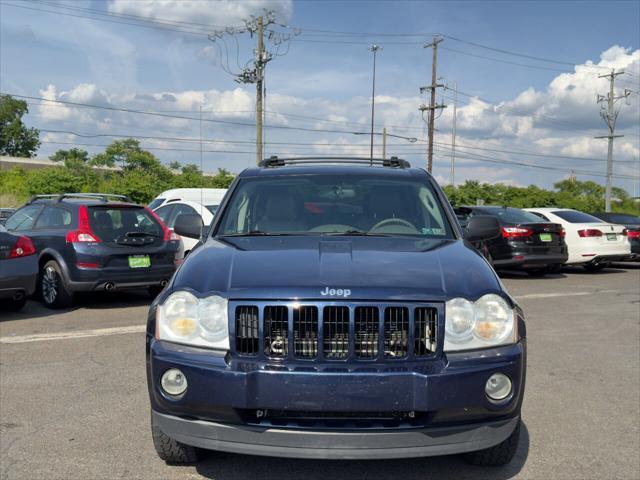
[539, 233, 552, 242]
[129, 255, 151, 268]
[606, 233, 616, 241]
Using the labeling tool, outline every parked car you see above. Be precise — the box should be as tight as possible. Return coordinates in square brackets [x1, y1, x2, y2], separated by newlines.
[455, 206, 568, 276]
[148, 188, 228, 214]
[154, 200, 214, 254]
[525, 208, 631, 271]
[0, 208, 16, 226]
[4, 193, 182, 308]
[592, 212, 640, 259]
[148, 157, 526, 467]
[0, 224, 38, 312]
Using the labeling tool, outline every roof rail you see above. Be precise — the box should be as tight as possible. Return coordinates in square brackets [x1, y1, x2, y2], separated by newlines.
[258, 156, 411, 169]
[27, 193, 133, 204]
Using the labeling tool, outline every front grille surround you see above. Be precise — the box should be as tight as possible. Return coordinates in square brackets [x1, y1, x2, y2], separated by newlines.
[230, 301, 441, 362]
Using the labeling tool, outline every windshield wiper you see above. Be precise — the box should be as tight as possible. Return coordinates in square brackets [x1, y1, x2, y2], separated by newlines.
[221, 230, 299, 237]
[324, 230, 391, 237]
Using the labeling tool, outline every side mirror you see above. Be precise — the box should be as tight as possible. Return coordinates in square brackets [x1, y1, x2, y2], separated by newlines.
[174, 213, 204, 240]
[464, 215, 501, 242]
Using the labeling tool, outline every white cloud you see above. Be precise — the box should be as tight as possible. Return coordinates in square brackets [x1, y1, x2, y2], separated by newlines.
[108, 0, 293, 27]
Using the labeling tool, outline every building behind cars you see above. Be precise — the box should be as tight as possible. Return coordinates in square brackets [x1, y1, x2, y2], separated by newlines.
[455, 205, 568, 275]
[525, 208, 631, 270]
[4, 193, 182, 308]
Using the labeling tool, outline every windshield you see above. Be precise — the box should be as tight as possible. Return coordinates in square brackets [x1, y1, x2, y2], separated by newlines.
[552, 210, 604, 223]
[148, 198, 165, 210]
[216, 174, 454, 238]
[485, 207, 546, 224]
[89, 206, 163, 242]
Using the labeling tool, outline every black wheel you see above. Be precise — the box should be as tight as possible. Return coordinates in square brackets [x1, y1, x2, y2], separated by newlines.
[583, 263, 606, 272]
[465, 419, 521, 466]
[40, 260, 73, 309]
[151, 414, 200, 464]
[526, 268, 547, 277]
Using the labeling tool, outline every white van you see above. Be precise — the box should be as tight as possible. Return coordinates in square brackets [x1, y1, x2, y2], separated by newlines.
[148, 188, 228, 213]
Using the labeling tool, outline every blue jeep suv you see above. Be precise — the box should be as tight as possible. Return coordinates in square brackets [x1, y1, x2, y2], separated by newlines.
[146, 158, 526, 466]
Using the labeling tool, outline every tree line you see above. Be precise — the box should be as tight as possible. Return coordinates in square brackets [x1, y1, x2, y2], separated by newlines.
[1, 94, 638, 214]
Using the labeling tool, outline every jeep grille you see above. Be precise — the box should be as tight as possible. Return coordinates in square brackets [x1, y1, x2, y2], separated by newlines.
[232, 302, 438, 361]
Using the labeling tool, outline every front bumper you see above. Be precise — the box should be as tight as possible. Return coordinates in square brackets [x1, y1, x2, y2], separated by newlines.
[152, 410, 519, 459]
[147, 338, 526, 458]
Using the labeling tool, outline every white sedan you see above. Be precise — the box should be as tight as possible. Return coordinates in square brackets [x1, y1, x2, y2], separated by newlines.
[154, 200, 215, 255]
[525, 208, 631, 270]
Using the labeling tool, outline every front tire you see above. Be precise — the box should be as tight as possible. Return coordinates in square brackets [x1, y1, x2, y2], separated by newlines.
[464, 419, 521, 466]
[151, 414, 200, 464]
[40, 260, 73, 309]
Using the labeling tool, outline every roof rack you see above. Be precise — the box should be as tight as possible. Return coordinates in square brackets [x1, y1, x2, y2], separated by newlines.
[258, 156, 411, 169]
[27, 193, 133, 204]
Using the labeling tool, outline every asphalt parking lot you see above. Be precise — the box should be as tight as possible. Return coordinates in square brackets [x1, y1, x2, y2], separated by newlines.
[1, 265, 639, 480]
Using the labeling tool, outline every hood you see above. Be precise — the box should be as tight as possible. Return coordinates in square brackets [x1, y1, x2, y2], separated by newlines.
[172, 236, 503, 302]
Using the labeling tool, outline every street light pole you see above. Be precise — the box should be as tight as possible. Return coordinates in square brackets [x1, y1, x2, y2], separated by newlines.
[369, 45, 382, 161]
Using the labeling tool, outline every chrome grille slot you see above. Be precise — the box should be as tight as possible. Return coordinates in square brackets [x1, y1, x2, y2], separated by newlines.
[264, 306, 288, 358]
[235, 306, 259, 355]
[354, 307, 379, 359]
[293, 306, 318, 359]
[323, 306, 349, 359]
[414, 307, 437, 356]
[384, 307, 409, 358]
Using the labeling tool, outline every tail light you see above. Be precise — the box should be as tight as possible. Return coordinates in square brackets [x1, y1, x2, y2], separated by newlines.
[560, 228, 566, 238]
[577, 229, 603, 237]
[66, 205, 101, 243]
[622, 228, 627, 236]
[502, 226, 533, 238]
[9, 235, 36, 258]
[628, 230, 640, 239]
[147, 208, 180, 242]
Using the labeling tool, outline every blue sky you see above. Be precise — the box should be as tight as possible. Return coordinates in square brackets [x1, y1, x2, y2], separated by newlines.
[1, 0, 639, 193]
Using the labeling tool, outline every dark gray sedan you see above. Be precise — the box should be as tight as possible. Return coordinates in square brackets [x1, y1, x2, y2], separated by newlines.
[0, 224, 38, 312]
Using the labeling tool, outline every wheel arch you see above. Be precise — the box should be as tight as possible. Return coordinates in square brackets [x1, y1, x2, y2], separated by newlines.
[38, 248, 71, 280]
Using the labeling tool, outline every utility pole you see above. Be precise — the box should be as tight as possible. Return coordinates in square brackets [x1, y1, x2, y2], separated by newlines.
[255, 16, 264, 164]
[419, 35, 446, 173]
[369, 44, 382, 161]
[449, 80, 457, 186]
[595, 69, 631, 212]
[382, 127, 387, 159]
[207, 13, 299, 165]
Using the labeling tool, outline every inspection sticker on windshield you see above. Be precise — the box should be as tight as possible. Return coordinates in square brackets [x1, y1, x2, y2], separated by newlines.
[539, 233, 552, 242]
[129, 255, 151, 268]
[422, 227, 445, 236]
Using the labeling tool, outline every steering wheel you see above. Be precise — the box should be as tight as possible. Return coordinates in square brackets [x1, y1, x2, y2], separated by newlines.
[370, 218, 418, 233]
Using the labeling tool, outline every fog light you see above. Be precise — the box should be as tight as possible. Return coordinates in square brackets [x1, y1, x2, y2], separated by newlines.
[485, 373, 512, 401]
[161, 368, 187, 396]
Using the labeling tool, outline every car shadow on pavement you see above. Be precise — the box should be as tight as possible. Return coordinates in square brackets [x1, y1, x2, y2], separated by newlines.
[0, 291, 153, 322]
[194, 422, 530, 480]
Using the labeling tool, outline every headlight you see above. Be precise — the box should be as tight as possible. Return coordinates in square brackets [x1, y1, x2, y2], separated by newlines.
[156, 291, 229, 350]
[445, 294, 515, 351]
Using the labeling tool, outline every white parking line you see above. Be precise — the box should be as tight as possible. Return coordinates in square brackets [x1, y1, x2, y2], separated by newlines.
[0, 325, 146, 344]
